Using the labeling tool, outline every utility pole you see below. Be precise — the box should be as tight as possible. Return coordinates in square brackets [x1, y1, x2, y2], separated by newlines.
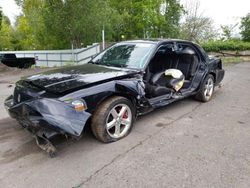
[102, 25, 105, 51]
[71, 43, 75, 63]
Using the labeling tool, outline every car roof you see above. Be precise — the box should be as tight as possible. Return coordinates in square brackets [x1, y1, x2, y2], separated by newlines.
[121, 39, 196, 45]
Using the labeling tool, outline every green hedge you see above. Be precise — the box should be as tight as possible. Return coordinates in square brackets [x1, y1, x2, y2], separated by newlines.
[202, 40, 250, 52]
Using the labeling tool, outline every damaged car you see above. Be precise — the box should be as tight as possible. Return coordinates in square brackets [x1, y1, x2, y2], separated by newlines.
[4, 39, 225, 157]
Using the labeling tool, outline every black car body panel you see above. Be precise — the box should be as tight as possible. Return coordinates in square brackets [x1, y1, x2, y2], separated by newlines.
[23, 63, 140, 94]
[207, 56, 225, 85]
[5, 96, 91, 137]
[4, 39, 225, 155]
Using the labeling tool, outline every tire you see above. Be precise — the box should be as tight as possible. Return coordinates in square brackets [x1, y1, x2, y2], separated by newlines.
[22, 62, 32, 69]
[91, 96, 135, 143]
[195, 74, 215, 102]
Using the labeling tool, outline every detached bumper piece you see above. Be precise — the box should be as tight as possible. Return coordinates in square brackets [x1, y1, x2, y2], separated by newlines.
[35, 133, 57, 158]
[4, 96, 91, 157]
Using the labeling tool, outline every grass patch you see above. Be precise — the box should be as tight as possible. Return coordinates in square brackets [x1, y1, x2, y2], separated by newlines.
[221, 56, 250, 64]
[64, 61, 75, 66]
[202, 40, 250, 52]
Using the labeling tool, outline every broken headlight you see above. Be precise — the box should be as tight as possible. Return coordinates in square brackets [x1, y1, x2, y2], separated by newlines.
[62, 98, 87, 111]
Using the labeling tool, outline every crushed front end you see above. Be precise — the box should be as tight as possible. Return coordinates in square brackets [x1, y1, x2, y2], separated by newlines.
[4, 83, 91, 157]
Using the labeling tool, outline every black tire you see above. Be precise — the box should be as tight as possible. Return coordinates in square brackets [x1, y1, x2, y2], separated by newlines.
[22, 62, 32, 69]
[195, 74, 215, 102]
[91, 96, 135, 143]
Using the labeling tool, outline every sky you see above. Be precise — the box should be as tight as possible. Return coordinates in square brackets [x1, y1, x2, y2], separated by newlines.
[198, 0, 250, 26]
[180, 0, 250, 36]
[0, 0, 250, 31]
[0, 0, 21, 24]
[181, 0, 250, 31]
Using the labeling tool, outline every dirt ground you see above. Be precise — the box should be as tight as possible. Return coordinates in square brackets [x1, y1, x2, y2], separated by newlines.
[0, 62, 250, 188]
[0, 63, 53, 83]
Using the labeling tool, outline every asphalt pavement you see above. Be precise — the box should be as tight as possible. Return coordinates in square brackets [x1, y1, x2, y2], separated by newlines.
[0, 62, 249, 188]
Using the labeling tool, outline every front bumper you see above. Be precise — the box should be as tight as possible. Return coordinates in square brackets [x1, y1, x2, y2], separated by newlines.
[4, 96, 91, 139]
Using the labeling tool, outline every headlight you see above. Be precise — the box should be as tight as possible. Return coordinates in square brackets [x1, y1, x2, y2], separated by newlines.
[71, 100, 87, 111]
[61, 98, 87, 111]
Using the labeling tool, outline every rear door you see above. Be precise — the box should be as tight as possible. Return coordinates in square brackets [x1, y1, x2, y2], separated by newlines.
[175, 42, 206, 92]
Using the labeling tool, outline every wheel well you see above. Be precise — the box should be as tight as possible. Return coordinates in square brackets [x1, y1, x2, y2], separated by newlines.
[197, 72, 216, 93]
[209, 72, 216, 82]
[92, 93, 137, 116]
[105, 93, 137, 107]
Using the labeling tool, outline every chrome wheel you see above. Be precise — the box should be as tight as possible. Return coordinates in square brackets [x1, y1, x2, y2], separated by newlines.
[204, 77, 214, 100]
[106, 104, 132, 139]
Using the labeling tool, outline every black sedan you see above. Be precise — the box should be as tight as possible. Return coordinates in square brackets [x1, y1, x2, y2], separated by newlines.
[4, 39, 225, 156]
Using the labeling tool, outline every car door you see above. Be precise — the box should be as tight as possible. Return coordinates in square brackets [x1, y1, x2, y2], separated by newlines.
[143, 43, 176, 97]
[175, 42, 208, 92]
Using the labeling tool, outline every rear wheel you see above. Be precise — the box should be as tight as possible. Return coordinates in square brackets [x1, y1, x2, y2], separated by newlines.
[91, 96, 135, 143]
[195, 74, 215, 102]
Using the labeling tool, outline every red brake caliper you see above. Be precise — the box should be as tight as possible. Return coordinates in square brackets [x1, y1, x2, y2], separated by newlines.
[117, 107, 128, 119]
[123, 111, 128, 119]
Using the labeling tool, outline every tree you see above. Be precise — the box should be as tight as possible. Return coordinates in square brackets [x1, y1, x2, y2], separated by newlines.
[15, 0, 24, 6]
[0, 7, 2, 30]
[14, 0, 51, 49]
[161, 0, 184, 38]
[220, 24, 238, 40]
[42, 0, 110, 48]
[180, 0, 217, 43]
[108, 0, 158, 40]
[0, 16, 14, 50]
[108, 0, 183, 40]
[14, 15, 37, 50]
[240, 13, 250, 42]
[12, 0, 184, 50]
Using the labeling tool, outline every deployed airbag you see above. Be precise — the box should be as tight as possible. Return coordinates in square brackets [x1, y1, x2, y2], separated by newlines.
[165, 69, 185, 91]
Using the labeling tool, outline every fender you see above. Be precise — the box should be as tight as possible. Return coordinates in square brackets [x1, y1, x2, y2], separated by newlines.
[59, 78, 149, 115]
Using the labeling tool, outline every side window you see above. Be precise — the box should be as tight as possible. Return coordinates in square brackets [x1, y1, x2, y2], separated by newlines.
[175, 43, 201, 79]
[157, 44, 174, 54]
[148, 43, 175, 73]
[176, 44, 197, 56]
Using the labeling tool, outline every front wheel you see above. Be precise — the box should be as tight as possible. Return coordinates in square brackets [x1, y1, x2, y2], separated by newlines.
[91, 96, 135, 143]
[195, 74, 215, 102]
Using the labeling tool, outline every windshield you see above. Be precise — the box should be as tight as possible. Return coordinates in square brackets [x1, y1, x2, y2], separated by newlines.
[90, 42, 155, 69]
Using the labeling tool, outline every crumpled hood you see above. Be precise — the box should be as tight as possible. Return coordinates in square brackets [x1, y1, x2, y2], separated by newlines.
[22, 64, 138, 94]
